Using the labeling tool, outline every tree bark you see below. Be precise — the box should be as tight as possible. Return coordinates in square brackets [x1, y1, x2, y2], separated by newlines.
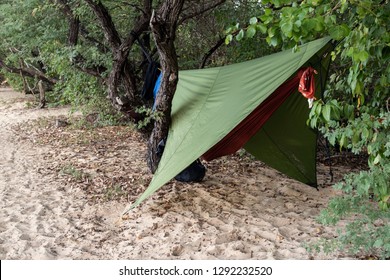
[68, 15, 80, 46]
[147, 0, 185, 173]
[54, 0, 80, 46]
[38, 80, 46, 108]
[84, 0, 151, 111]
[83, 0, 122, 49]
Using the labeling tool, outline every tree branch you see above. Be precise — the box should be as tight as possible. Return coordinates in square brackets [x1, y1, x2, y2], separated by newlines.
[179, 0, 226, 25]
[0, 59, 58, 85]
[73, 58, 107, 78]
[267, 0, 303, 11]
[83, 0, 122, 50]
[199, 36, 225, 69]
[120, 4, 152, 57]
[199, 28, 242, 68]
[51, 0, 108, 51]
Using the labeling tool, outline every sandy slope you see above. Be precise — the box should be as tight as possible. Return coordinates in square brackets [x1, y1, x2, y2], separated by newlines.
[0, 87, 347, 259]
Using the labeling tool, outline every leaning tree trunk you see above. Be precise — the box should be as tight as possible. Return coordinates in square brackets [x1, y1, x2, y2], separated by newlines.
[147, 0, 185, 173]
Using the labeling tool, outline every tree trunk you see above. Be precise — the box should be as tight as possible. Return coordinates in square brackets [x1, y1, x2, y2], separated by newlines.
[68, 15, 80, 46]
[147, 0, 185, 173]
[84, 0, 151, 111]
[38, 80, 46, 108]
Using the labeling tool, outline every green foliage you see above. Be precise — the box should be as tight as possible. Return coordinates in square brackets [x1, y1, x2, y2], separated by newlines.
[134, 106, 163, 130]
[78, 92, 126, 127]
[177, 1, 271, 69]
[0, 0, 124, 124]
[232, 0, 390, 258]
[315, 169, 390, 259]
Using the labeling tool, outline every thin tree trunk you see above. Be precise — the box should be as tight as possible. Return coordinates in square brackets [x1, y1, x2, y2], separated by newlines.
[147, 1, 185, 173]
[68, 16, 80, 46]
[20, 70, 28, 95]
[38, 80, 46, 108]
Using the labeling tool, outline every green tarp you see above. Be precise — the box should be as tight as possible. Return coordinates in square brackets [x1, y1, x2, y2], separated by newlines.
[125, 37, 333, 212]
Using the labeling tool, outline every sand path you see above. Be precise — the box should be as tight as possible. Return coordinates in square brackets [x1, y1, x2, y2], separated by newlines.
[0, 87, 344, 259]
[0, 88, 86, 259]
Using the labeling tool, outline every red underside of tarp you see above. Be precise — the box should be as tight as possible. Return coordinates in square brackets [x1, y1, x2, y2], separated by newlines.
[202, 69, 307, 161]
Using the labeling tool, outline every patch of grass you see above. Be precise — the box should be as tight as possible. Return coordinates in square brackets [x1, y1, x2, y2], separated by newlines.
[59, 164, 89, 181]
[24, 101, 36, 109]
[104, 184, 127, 201]
[237, 148, 256, 160]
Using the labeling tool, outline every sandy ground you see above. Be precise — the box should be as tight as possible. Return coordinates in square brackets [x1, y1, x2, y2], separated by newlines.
[0, 87, 354, 260]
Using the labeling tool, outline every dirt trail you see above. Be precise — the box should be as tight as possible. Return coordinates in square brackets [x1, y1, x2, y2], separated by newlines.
[0, 87, 346, 260]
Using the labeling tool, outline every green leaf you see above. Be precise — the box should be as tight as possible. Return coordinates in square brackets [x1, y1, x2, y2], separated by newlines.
[256, 23, 267, 34]
[304, 18, 317, 31]
[32, 8, 38, 17]
[380, 75, 387, 87]
[330, 24, 350, 40]
[260, 14, 272, 24]
[310, 116, 318, 128]
[268, 27, 276, 38]
[273, 0, 281, 8]
[330, 105, 341, 120]
[340, 0, 349, 13]
[322, 105, 331, 122]
[281, 21, 293, 37]
[367, 144, 373, 155]
[361, 127, 370, 140]
[269, 36, 279, 47]
[264, 8, 272, 16]
[307, 0, 320, 6]
[281, 6, 293, 17]
[294, 19, 302, 28]
[355, 80, 363, 95]
[249, 17, 258, 25]
[357, 50, 370, 62]
[225, 34, 233, 45]
[328, 133, 336, 146]
[340, 134, 347, 149]
[236, 29, 244, 41]
[352, 131, 360, 145]
[343, 104, 355, 120]
[246, 26, 256, 38]
[225, 26, 233, 34]
[315, 102, 322, 115]
[373, 154, 382, 165]
[313, 17, 324, 32]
